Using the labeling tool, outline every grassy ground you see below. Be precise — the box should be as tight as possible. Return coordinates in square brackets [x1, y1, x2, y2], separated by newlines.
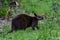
[1, 20, 60, 40]
[0, 0, 60, 40]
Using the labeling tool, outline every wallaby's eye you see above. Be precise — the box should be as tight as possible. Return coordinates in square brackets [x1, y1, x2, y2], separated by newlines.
[37, 16, 43, 20]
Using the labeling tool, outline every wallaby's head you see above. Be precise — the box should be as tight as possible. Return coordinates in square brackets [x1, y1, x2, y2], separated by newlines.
[33, 12, 43, 20]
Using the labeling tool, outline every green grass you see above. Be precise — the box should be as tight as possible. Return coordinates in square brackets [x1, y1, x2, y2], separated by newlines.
[0, 0, 60, 40]
[1, 20, 60, 40]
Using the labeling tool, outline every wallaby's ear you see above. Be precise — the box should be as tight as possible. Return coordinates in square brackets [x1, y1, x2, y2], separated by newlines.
[34, 13, 37, 17]
[32, 11, 37, 16]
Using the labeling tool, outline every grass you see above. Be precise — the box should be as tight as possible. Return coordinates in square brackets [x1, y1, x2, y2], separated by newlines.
[1, 20, 60, 40]
[0, 0, 60, 40]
